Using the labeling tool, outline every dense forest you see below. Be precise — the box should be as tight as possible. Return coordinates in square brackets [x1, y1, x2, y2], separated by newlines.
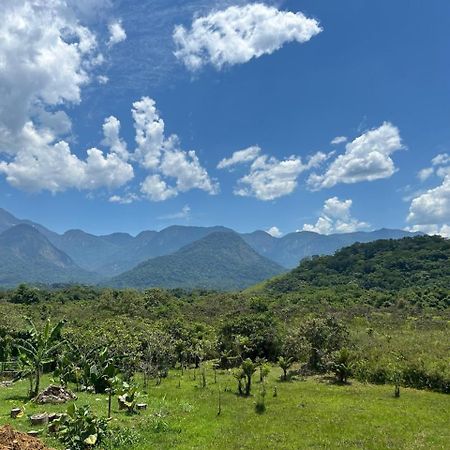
[264, 235, 450, 294]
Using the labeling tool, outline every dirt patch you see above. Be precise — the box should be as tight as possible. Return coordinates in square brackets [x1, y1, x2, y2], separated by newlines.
[0, 425, 51, 450]
[35, 385, 76, 404]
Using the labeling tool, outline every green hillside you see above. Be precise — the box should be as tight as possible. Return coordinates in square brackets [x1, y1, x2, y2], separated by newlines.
[265, 235, 450, 294]
[110, 231, 286, 290]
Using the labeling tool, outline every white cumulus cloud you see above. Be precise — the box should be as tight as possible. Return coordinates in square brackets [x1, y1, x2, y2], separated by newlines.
[407, 152, 450, 237]
[131, 97, 218, 201]
[406, 224, 450, 238]
[331, 136, 347, 145]
[266, 226, 282, 237]
[140, 175, 178, 202]
[407, 175, 450, 227]
[218, 145, 329, 201]
[217, 146, 261, 169]
[108, 20, 127, 46]
[302, 197, 370, 234]
[102, 116, 129, 160]
[0, 0, 138, 194]
[0, 122, 133, 193]
[308, 123, 403, 190]
[173, 3, 322, 71]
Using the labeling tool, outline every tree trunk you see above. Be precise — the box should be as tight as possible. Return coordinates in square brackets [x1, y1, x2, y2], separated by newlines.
[245, 375, 251, 396]
[108, 391, 112, 418]
[28, 375, 34, 399]
[34, 367, 41, 398]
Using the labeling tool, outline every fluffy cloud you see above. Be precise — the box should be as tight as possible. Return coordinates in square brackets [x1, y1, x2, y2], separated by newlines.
[140, 175, 178, 202]
[0, 0, 98, 136]
[407, 152, 450, 236]
[432, 153, 450, 166]
[0, 122, 133, 192]
[107, 20, 127, 46]
[406, 224, 450, 238]
[132, 97, 218, 201]
[132, 97, 166, 170]
[266, 226, 282, 237]
[0, 0, 137, 194]
[173, 3, 322, 71]
[407, 175, 450, 226]
[102, 116, 129, 160]
[417, 153, 450, 182]
[217, 146, 261, 169]
[331, 136, 347, 145]
[308, 123, 403, 190]
[235, 155, 307, 200]
[302, 197, 370, 234]
[218, 146, 329, 200]
[109, 193, 139, 205]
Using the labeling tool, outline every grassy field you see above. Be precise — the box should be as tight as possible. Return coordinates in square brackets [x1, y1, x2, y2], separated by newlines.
[0, 367, 449, 449]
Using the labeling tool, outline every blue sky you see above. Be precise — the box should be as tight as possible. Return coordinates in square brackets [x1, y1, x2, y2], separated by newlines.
[0, 0, 449, 237]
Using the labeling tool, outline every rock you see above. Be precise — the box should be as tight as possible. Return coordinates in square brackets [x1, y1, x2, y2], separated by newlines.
[29, 414, 48, 426]
[35, 385, 76, 404]
[10, 408, 22, 419]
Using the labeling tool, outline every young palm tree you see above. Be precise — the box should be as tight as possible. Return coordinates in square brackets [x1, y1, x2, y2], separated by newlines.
[241, 359, 256, 396]
[16, 318, 65, 398]
[278, 356, 294, 381]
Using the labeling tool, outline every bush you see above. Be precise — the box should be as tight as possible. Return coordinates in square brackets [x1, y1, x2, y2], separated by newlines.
[58, 404, 109, 450]
[328, 348, 355, 383]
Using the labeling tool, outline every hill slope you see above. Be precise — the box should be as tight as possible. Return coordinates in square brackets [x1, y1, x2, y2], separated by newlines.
[110, 231, 286, 290]
[98, 226, 233, 276]
[0, 225, 98, 286]
[241, 228, 422, 268]
[264, 235, 450, 293]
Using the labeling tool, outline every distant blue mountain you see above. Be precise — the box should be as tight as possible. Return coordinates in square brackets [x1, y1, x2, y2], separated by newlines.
[0, 207, 423, 288]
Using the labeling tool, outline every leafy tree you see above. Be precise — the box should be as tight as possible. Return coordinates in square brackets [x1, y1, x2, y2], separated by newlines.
[141, 330, 175, 387]
[301, 316, 348, 372]
[217, 313, 281, 364]
[10, 284, 40, 305]
[16, 318, 65, 398]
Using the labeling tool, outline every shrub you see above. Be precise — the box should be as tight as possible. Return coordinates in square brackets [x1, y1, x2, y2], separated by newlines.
[328, 348, 355, 384]
[58, 404, 109, 450]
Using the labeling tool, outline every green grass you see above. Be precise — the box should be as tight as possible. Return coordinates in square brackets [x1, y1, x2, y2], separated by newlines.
[1, 368, 449, 449]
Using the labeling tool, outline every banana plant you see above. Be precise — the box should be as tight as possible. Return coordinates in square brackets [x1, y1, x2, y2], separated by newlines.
[15, 318, 65, 398]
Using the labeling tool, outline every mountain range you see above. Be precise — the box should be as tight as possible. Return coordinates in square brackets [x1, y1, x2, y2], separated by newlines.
[110, 231, 285, 291]
[0, 207, 422, 290]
